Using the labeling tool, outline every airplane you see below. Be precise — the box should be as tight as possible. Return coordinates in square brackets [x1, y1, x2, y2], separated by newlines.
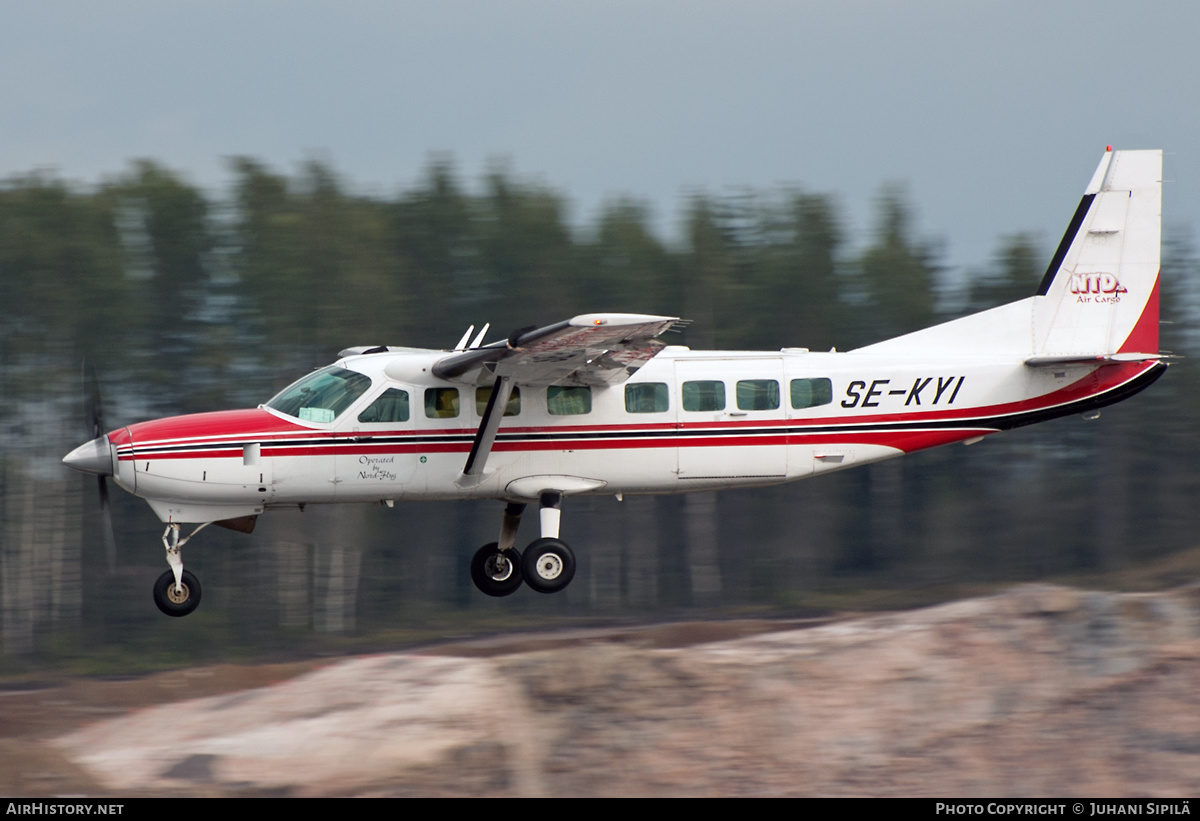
[64, 148, 1166, 616]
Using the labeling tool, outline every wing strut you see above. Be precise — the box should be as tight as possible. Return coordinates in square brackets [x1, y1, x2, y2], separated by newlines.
[463, 375, 514, 477]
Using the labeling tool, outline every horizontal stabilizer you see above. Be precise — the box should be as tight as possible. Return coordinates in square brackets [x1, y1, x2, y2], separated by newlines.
[1024, 352, 1163, 367]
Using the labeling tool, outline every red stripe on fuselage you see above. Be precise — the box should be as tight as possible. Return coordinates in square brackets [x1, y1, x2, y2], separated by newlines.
[133, 426, 995, 461]
[116, 361, 1155, 462]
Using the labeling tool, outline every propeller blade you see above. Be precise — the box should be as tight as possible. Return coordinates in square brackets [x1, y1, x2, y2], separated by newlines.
[81, 360, 117, 572]
[83, 360, 105, 439]
[98, 476, 117, 573]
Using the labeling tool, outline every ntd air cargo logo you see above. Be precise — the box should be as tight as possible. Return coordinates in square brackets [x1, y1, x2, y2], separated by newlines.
[1070, 272, 1126, 303]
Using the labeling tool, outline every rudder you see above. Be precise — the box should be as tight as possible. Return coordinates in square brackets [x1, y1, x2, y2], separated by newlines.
[1032, 148, 1162, 360]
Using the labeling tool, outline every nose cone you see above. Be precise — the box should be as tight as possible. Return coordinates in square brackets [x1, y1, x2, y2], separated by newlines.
[63, 435, 116, 476]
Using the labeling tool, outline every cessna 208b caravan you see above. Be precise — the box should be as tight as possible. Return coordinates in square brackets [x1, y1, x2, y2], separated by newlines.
[64, 148, 1166, 616]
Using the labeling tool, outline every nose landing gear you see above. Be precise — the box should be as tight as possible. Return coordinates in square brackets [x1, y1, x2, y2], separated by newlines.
[153, 522, 211, 617]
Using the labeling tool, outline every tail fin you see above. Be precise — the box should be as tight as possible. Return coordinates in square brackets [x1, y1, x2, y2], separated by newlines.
[1031, 148, 1162, 361]
[854, 148, 1162, 361]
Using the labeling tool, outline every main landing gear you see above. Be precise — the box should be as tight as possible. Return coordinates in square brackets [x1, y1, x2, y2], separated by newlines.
[153, 522, 210, 617]
[470, 492, 577, 597]
[470, 542, 524, 597]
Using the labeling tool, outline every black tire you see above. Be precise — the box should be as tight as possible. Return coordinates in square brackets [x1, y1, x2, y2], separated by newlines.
[470, 543, 524, 597]
[153, 569, 202, 617]
[521, 538, 576, 594]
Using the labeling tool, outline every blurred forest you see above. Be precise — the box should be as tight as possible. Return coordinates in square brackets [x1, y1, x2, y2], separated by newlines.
[1, 159, 1198, 673]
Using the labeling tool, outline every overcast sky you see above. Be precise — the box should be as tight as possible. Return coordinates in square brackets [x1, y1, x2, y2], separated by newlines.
[3, 1, 1197, 271]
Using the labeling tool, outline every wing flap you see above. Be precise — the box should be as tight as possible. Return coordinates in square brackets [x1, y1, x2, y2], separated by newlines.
[432, 313, 684, 386]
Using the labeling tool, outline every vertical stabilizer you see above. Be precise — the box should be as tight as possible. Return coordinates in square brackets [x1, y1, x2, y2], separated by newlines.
[1032, 149, 1162, 359]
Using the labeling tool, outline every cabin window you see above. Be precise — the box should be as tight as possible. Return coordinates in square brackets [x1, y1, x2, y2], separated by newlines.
[475, 385, 521, 417]
[790, 378, 833, 409]
[267, 366, 373, 423]
[625, 382, 669, 413]
[547, 385, 592, 415]
[682, 380, 725, 412]
[736, 380, 780, 411]
[425, 387, 460, 419]
[358, 388, 410, 423]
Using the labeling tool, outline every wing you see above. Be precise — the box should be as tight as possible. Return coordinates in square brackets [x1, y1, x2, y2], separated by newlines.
[432, 313, 685, 387]
[433, 313, 686, 480]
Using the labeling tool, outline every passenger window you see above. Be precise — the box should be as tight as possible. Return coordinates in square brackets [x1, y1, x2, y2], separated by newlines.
[547, 386, 592, 415]
[790, 378, 833, 410]
[682, 380, 725, 412]
[737, 380, 780, 411]
[475, 385, 521, 417]
[424, 387, 460, 419]
[625, 383, 669, 413]
[358, 388, 410, 423]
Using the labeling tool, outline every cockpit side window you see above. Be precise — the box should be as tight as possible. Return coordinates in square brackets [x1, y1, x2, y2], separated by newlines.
[358, 388, 410, 423]
[267, 366, 373, 423]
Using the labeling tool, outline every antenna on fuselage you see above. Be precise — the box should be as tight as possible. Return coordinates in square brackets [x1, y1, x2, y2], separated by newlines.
[453, 325, 475, 351]
[469, 323, 490, 349]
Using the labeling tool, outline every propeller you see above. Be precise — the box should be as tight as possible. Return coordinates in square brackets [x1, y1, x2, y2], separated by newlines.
[81, 361, 118, 572]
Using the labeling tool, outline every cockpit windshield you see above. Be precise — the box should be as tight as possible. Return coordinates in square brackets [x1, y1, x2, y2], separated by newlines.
[266, 366, 373, 423]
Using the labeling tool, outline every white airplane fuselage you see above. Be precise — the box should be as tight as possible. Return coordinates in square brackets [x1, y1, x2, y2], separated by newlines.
[108, 343, 1164, 524]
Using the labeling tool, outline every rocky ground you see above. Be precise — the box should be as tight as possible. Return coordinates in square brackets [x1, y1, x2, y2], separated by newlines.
[4, 584, 1199, 797]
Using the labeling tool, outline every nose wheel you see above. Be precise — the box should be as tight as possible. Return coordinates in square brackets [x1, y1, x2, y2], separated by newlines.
[155, 522, 210, 617]
[153, 569, 203, 617]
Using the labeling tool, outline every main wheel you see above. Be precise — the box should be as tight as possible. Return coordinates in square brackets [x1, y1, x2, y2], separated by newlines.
[153, 569, 203, 617]
[470, 543, 524, 597]
[521, 538, 576, 594]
